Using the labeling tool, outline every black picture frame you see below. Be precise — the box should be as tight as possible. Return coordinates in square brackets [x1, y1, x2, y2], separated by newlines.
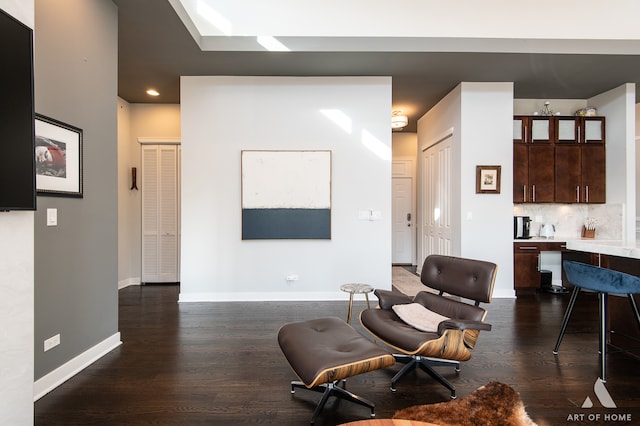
[35, 114, 83, 198]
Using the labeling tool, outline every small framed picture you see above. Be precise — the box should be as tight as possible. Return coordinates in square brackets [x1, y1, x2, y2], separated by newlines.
[35, 114, 83, 198]
[476, 165, 501, 194]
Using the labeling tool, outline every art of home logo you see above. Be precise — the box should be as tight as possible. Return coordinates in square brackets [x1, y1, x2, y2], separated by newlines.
[567, 379, 632, 423]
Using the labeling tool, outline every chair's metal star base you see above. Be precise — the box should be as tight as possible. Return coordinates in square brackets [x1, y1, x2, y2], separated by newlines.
[390, 354, 460, 399]
[291, 380, 375, 424]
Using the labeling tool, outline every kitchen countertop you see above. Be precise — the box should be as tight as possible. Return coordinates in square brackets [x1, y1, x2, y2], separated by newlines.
[514, 238, 640, 259]
[565, 239, 640, 259]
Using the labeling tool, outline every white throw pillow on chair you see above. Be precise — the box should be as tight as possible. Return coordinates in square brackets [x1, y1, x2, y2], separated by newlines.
[392, 303, 449, 333]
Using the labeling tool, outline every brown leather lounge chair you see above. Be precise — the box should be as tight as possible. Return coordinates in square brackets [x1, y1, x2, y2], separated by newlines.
[360, 255, 498, 398]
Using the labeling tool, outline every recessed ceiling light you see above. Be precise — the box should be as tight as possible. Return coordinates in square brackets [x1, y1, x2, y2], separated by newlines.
[146, 89, 160, 96]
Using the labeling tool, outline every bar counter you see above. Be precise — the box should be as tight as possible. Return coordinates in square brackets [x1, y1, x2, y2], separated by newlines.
[565, 239, 640, 260]
[564, 239, 640, 359]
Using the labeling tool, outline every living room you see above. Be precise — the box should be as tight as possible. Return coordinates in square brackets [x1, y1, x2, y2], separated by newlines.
[3, 1, 640, 424]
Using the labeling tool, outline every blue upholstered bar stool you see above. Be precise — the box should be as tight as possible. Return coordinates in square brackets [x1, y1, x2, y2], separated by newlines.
[554, 261, 640, 382]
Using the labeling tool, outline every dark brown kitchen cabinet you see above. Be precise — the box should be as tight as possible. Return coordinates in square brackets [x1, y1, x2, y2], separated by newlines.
[514, 243, 541, 294]
[513, 116, 555, 203]
[514, 241, 568, 296]
[555, 116, 605, 144]
[513, 144, 555, 203]
[513, 116, 554, 144]
[555, 144, 605, 203]
[581, 144, 606, 202]
[514, 115, 605, 204]
[598, 255, 640, 359]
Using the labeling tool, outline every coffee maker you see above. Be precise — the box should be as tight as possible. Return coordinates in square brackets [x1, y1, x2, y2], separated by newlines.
[514, 216, 532, 239]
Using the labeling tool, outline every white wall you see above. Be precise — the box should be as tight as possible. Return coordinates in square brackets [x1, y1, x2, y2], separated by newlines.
[0, 213, 34, 424]
[117, 98, 135, 288]
[0, 3, 34, 425]
[589, 84, 637, 242]
[179, 76, 392, 301]
[392, 132, 418, 158]
[118, 101, 181, 288]
[418, 83, 515, 298]
[514, 99, 587, 116]
[460, 83, 515, 298]
[417, 84, 463, 257]
[392, 132, 418, 265]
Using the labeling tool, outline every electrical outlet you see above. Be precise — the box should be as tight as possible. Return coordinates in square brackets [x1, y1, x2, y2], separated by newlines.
[44, 334, 60, 352]
[286, 275, 299, 282]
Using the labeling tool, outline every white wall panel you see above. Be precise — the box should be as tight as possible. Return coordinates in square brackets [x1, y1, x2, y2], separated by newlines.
[179, 76, 392, 300]
[0, 3, 34, 424]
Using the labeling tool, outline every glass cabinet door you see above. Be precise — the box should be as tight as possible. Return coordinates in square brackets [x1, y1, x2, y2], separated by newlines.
[529, 117, 552, 143]
[583, 118, 605, 144]
[556, 117, 578, 143]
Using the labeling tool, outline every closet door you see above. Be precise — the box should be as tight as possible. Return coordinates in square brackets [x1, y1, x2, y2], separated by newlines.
[419, 135, 452, 272]
[142, 145, 179, 283]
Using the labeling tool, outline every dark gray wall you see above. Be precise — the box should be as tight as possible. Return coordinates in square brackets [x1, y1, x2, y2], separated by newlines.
[34, 0, 118, 379]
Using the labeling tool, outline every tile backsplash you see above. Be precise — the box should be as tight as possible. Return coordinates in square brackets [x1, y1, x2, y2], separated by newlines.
[513, 204, 622, 240]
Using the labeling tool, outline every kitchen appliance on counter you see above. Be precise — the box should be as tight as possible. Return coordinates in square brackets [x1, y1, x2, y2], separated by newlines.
[540, 223, 555, 239]
[514, 216, 532, 239]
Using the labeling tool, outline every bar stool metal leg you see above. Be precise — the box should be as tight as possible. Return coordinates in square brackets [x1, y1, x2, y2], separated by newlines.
[599, 292, 608, 382]
[553, 286, 581, 354]
[629, 294, 640, 328]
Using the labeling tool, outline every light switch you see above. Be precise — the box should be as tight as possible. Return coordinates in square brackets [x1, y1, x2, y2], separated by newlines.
[47, 208, 57, 226]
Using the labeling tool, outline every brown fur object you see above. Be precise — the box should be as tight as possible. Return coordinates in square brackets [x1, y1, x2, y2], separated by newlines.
[393, 381, 537, 426]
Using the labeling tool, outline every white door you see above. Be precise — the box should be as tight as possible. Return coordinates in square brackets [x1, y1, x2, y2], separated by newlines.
[392, 176, 413, 264]
[420, 136, 452, 270]
[142, 144, 180, 283]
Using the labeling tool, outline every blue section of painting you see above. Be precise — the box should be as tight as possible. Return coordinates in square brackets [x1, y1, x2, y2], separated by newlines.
[242, 208, 331, 239]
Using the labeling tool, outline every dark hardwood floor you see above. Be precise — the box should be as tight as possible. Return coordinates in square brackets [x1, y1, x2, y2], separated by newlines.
[35, 285, 640, 425]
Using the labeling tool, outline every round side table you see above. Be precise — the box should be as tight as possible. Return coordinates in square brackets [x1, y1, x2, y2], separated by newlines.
[340, 283, 374, 324]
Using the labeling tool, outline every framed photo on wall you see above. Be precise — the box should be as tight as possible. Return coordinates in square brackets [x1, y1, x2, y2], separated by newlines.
[35, 114, 83, 198]
[476, 165, 501, 194]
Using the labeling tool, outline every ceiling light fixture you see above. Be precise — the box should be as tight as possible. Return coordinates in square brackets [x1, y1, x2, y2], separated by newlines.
[391, 111, 408, 130]
[146, 89, 160, 96]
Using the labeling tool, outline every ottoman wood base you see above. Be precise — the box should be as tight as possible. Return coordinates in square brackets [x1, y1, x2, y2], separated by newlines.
[278, 317, 395, 424]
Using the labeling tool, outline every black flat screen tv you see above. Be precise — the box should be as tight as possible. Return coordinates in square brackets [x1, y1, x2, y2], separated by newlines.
[0, 8, 36, 211]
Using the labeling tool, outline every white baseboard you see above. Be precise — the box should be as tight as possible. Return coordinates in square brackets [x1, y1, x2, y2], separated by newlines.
[178, 291, 379, 303]
[118, 277, 141, 289]
[493, 288, 517, 298]
[34, 332, 122, 401]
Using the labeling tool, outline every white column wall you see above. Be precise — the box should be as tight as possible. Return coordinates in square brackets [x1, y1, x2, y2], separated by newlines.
[589, 84, 637, 242]
[459, 82, 515, 298]
[418, 82, 515, 298]
[0, 3, 34, 425]
[179, 76, 392, 301]
[417, 84, 463, 258]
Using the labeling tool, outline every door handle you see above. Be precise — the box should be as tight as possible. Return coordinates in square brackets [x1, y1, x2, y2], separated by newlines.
[406, 213, 411, 221]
